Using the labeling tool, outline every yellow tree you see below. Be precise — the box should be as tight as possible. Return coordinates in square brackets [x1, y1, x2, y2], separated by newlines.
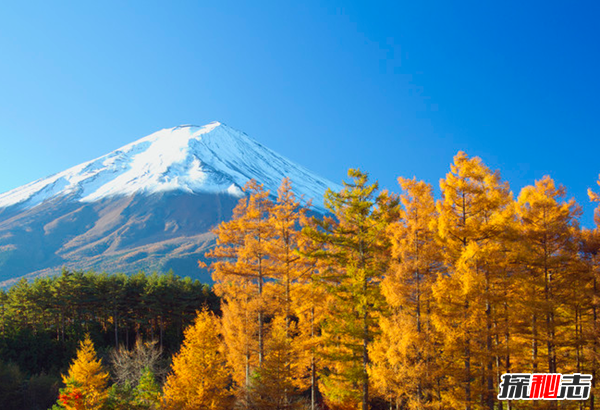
[219, 284, 259, 398]
[162, 308, 233, 410]
[263, 178, 312, 404]
[581, 175, 600, 407]
[433, 151, 514, 410]
[249, 316, 305, 410]
[295, 211, 331, 410]
[590, 174, 600, 226]
[206, 179, 274, 400]
[515, 176, 581, 376]
[58, 334, 109, 410]
[267, 178, 307, 337]
[370, 177, 442, 409]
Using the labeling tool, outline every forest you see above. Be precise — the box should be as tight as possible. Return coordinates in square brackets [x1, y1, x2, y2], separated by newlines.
[0, 270, 218, 409]
[1, 151, 600, 410]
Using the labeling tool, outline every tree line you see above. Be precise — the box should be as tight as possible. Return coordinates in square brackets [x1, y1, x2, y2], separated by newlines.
[2, 150, 600, 410]
[0, 270, 217, 409]
[170, 152, 600, 410]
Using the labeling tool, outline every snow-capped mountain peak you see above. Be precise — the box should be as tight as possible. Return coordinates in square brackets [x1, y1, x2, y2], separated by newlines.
[0, 122, 337, 211]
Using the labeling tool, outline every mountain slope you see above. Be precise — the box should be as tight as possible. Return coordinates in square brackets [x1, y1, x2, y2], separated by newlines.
[0, 122, 338, 286]
[0, 122, 334, 212]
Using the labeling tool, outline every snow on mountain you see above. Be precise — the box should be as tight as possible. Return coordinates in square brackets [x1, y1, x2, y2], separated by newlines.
[0, 122, 337, 211]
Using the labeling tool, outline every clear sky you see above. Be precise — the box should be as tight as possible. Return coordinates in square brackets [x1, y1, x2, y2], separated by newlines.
[0, 1, 599, 226]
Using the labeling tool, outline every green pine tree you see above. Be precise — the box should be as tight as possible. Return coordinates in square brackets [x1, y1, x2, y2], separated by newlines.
[302, 168, 399, 410]
[134, 367, 161, 409]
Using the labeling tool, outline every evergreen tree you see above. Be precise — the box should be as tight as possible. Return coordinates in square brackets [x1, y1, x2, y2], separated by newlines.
[134, 367, 161, 409]
[0, 360, 25, 410]
[303, 168, 399, 410]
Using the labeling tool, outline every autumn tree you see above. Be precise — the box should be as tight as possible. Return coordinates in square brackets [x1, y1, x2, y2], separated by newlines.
[260, 177, 313, 406]
[267, 178, 307, 337]
[433, 151, 514, 410]
[303, 168, 399, 410]
[249, 317, 305, 410]
[295, 211, 331, 410]
[370, 177, 442, 409]
[162, 308, 233, 410]
[582, 175, 600, 407]
[515, 176, 581, 378]
[590, 174, 600, 226]
[57, 334, 109, 410]
[206, 180, 274, 401]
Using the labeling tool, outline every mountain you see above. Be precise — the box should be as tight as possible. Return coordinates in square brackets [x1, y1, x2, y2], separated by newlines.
[0, 122, 338, 286]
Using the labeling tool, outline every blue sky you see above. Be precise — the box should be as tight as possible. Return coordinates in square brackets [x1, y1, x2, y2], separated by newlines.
[0, 1, 599, 226]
